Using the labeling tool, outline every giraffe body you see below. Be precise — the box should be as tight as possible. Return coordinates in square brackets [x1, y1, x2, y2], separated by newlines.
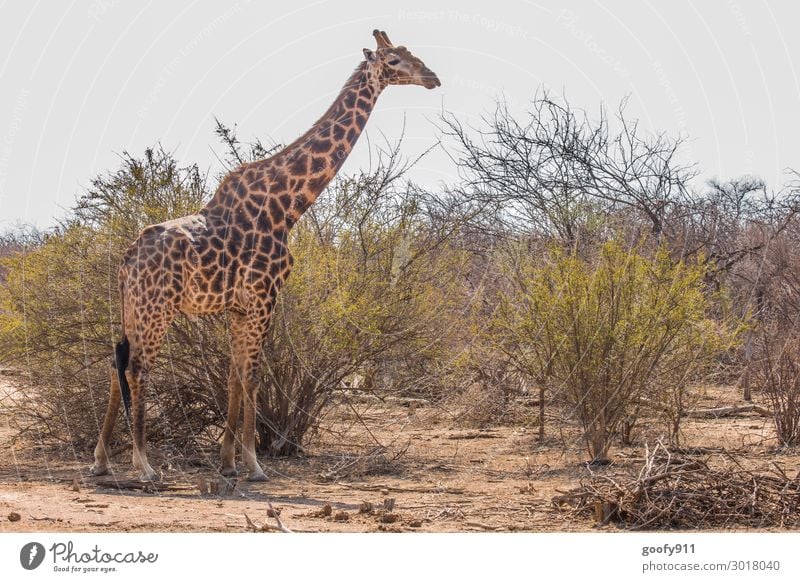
[91, 30, 440, 480]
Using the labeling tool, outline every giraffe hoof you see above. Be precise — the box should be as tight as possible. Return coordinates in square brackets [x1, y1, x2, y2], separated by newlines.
[137, 467, 159, 481]
[220, 467, 238, 478]
[247, 471, 269, 482]
[89, 464, 108, 476]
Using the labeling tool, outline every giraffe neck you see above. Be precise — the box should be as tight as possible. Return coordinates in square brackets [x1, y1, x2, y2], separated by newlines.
[202, 60, 383, 232]
[276, 60, 383, 206]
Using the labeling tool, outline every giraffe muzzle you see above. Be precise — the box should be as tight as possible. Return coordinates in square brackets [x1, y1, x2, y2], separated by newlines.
[422, 72, 441, 89]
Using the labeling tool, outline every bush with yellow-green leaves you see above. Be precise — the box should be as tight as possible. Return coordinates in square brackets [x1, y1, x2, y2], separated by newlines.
[491, 241, 737, 463]
[0, 145, 468, 457]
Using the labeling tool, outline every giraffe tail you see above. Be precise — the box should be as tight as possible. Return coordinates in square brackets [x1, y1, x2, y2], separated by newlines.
[114, 336, 132, 422]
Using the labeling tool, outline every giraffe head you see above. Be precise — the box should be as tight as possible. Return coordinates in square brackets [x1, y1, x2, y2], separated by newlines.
[363, 29, 441, 90]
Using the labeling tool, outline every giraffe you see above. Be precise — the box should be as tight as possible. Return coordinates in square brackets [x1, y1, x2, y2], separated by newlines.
[90, 30, 440, 481]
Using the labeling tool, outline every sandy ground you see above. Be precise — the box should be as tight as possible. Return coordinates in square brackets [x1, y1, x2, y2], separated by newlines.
[1, 376, 798, 533]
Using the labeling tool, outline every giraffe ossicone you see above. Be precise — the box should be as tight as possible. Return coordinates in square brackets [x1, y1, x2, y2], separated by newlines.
[90, 30, 441, 481]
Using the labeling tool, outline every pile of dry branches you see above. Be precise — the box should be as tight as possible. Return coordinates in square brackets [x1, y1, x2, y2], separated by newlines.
[555, 443, 800, 529]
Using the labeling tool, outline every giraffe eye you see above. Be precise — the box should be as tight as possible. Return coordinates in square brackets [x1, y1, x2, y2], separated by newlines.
[387, 59, 400, 66]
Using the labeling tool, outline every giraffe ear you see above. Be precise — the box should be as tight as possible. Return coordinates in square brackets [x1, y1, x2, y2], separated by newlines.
[363, 48, 376, 62]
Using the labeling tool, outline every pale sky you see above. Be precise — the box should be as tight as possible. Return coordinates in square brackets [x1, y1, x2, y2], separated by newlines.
[1, 0, 799, 229]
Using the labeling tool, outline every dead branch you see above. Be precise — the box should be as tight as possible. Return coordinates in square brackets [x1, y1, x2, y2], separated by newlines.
[685, 404, 771, 419]
[83, 478, 194, 492]
[464, 521, 502, 531]
[339, 483, 465, 494]
[446, 430, 502, 440]
[267, 502, 292, 533]
[555, 442, 800, 529]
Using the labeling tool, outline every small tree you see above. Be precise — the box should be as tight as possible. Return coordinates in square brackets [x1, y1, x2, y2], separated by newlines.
[755, 333, 800, 448]
[255, 166, 468, 455]
[0, 148, 212, 449]
[442, 91, 696, 243]
[0, 137, 468, 459]
[494, 241, 729, 463]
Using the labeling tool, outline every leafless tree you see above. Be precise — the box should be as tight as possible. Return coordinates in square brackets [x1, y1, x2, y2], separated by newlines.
[441, 91, 697, 246]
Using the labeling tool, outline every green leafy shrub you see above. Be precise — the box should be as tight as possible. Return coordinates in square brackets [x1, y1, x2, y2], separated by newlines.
[0, 143, 466, 460]
[0, 148, 211, 450]
[256, 170, 468, 454]
[493, 241, 734, 463]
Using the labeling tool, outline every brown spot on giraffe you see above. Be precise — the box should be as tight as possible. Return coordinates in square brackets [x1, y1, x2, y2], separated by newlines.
[91, 30, 441, 481]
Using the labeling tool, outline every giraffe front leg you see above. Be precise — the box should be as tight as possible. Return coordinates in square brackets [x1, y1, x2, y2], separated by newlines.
[129, 361, 157, 481]
[220, 362, 243, 477]
[227, 309, 270, 482]
[242, 374, 268, 482]
[91, 364, 122, 476]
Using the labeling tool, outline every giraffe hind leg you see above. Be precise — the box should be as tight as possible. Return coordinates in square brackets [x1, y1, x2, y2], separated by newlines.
[124, 314, 173, 481]
[126, 334, 169, 481]
[129, 361, 158, 480]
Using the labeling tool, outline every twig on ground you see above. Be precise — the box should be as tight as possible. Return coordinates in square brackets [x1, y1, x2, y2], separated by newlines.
[554, 441, 800, 529]
[267, 502, 292, 533]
